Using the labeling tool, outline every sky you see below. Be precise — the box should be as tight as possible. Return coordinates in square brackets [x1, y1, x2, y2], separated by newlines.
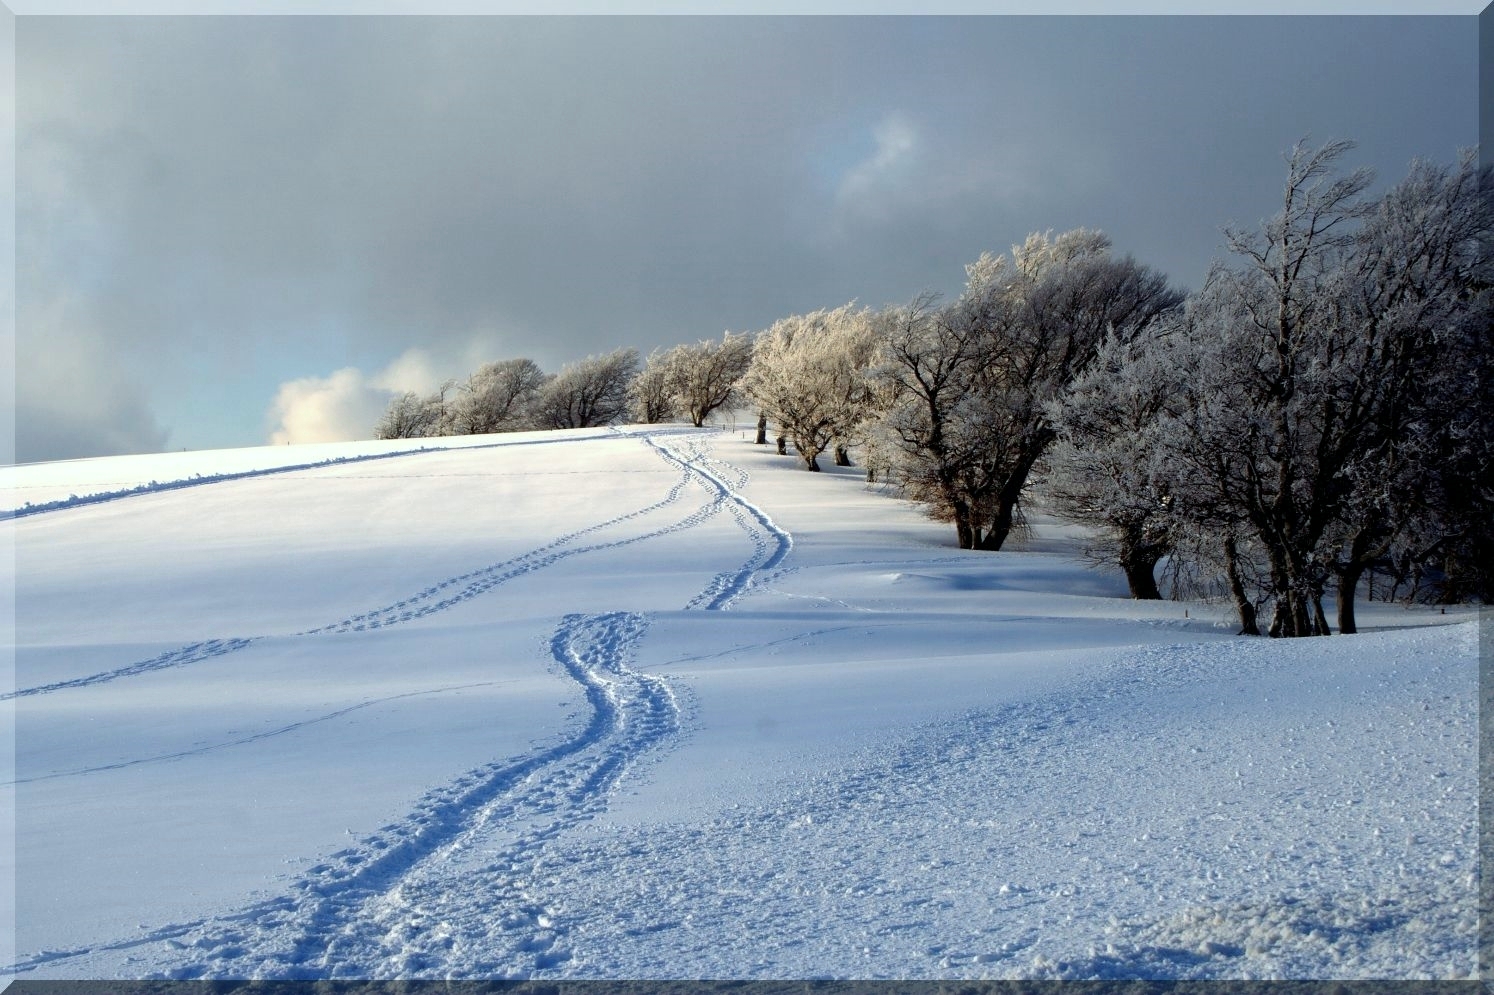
[9, 10, 1483, 463]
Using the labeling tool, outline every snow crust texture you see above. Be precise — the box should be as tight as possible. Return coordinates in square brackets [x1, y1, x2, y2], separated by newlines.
[5, 428, 1479, 981]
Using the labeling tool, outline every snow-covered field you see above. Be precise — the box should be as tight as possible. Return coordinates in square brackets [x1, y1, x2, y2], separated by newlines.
[2, 426, 1480, 981]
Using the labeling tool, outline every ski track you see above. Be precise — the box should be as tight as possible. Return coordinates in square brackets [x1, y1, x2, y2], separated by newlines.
[7, 436, 718, 702]
[12, 432, 790, 980]
[646, 436, 792, 612]
[1, 424, 706, 521]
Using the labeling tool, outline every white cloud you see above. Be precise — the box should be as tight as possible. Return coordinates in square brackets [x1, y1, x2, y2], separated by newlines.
[835, 112, 920, 215]
[370, 347, 445, 396]
[266, 349, 444, 446]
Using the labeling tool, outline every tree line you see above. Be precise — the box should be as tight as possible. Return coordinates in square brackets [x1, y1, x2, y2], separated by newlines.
[377, 140, 1492, 636]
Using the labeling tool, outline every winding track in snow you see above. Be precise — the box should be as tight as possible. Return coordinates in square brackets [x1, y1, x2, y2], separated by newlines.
[6, 436, 720, 701]
[10, 431, 792, 980]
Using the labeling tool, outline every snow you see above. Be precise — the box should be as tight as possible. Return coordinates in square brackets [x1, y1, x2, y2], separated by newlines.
[2, 426, 1480, 981]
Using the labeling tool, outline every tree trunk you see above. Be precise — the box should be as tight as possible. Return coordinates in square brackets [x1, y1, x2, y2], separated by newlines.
[979, 449, 1044, 552]
[1265, 548, 1310, 637]
[973, 529, 1003, 552]
[776, 436, 787, 456]
[1277, 594, 1309, 638]
[952, 498, 975, 550]
[804, 453, 821, 471]
[1122, 548, 1163, 600]
[1335, 562, 1365, 635]
[1311, 593, 1331, 636]
[1268, 606, 1286, 638]
[1287, 586, 1310, 637]
[755, 413, 768, 445]
[1223, 535, 1260, 635]
[834, 445, 852, 467]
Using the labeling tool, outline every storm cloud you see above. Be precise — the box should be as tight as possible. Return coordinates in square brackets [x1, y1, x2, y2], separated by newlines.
[15, 15, 1478, 459]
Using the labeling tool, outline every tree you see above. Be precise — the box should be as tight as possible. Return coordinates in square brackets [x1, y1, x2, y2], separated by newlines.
[376, 390, 436, 439]
[1140, 278, 1279, 635]
[628, 349, 677, 423]
[657, 332, 755, 428]
[1135, 141, 1491, 636]
[969, 231, 1184, 551]
[740, 304, 883, 471]
[874, 291, 996, 549]
[1045, 324, 1187, 599]
[531, 347, 641, 429]
[875, 233, 1181, 550]
[1317, 148, 1494, 628]
[450, 359, 548, 435]
[374, 380, 455, 439]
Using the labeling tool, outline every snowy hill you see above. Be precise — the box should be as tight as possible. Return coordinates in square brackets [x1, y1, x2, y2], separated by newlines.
[3, 426, 1479, 980]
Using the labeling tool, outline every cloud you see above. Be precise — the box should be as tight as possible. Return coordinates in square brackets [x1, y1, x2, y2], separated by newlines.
[835, 113, 921, 220]
[17, 18, 1476, 461]
[15, 393, 169, 465]
[265, 349, 445, 446]
[14, 292, 171, 463]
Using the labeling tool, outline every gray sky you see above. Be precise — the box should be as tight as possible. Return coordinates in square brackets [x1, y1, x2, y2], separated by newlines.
[12, 13, 1482, 462]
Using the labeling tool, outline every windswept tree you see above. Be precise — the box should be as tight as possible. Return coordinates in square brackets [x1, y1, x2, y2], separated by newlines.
[628, 349, 678, 424]
[374, 379, 455, 439]
[1121, 140, 1492, 636]
[450, 358, 549, 435]
[876, 232, 1182, 550]
[656, 332, 755, 427]
[1044, 324, 1188, 599]
[376, 389, 438, 439]
[740, 304, 883, 471]
[531, 347, 641, 429]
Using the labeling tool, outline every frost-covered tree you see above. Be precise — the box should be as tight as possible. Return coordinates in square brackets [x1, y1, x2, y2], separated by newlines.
[740, 304, 882, 472]
[374, 380, 456, 439]
[628, 349, 677, 424]
[531, 347, 641, 430]
[1311, 149, 1494, 629]
[449, 358, 549, 435]
[1044, 324, 1188, 599]
[1139, 279, 1281, 634]
[656, 332, 755, 428]
[376, 390, 437, 439]
[967, 231, 1183, 551]
[876, 233, 1181, 550]
[1137, 141, 1491, 636]
[873, 291, 996, 548]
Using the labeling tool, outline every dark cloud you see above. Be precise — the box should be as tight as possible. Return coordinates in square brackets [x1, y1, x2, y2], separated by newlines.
[15, 15, 1478, 458]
